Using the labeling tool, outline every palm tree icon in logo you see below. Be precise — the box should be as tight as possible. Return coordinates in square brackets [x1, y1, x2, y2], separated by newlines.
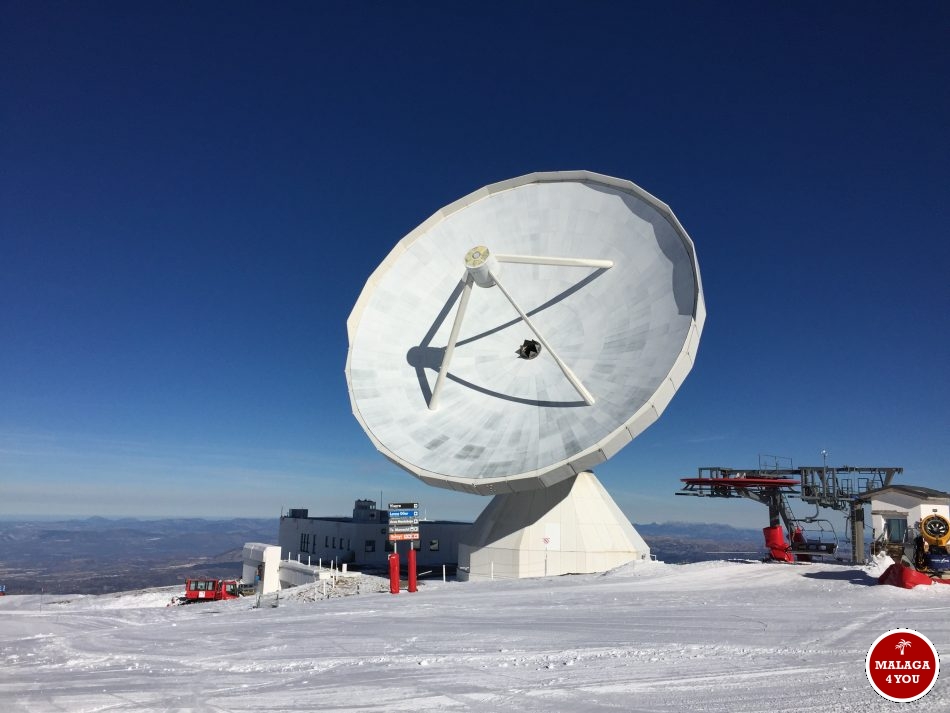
[895, 639, 912, 655]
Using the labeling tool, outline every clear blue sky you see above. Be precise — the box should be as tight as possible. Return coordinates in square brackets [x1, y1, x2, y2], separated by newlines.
[2, 2, 948, 528]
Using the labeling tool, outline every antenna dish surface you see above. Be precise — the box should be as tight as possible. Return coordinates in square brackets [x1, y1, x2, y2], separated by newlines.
[345, 171, 705, 495]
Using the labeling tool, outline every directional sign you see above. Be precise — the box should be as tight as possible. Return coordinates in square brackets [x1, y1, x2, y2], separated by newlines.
[388, 509, 419, 519]
[389, 525, 419, 535]
[388, 502, 421, 542]
[388, 532, 420, 542]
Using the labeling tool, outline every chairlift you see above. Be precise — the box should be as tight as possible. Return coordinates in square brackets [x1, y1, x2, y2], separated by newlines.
[789, 519, 839, 558]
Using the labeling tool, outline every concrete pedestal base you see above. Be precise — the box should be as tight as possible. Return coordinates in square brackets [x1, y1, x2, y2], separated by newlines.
[457, 471, 650, 580]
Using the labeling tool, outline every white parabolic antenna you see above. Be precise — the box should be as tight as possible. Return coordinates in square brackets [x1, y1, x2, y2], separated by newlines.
[345, 171, 705, 578]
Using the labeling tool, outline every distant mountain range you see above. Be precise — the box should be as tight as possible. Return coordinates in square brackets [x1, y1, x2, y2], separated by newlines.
[0, 518, 774, 594]
[0, 517, 276, 595]
[635, 521, 767, 564]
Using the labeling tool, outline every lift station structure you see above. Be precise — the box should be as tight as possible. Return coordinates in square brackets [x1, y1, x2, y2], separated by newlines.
[677, 458, 903, 565]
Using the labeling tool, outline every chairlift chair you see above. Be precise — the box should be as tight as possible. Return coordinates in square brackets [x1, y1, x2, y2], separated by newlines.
[789, 519, 839, 558]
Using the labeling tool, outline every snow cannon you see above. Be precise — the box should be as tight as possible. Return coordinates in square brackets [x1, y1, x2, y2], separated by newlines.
[921, 514, 950, 548]
[915, 514, 950, 575]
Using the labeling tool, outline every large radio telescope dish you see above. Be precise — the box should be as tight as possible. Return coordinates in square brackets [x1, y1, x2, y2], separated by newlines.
[345, 171, 705, 496]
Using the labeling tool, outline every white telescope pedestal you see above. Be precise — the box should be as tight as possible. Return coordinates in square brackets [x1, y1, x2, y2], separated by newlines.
[458, 471, 650, 580]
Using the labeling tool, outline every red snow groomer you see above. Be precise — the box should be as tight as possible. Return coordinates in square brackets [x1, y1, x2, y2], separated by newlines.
[180, 578, 240, 604]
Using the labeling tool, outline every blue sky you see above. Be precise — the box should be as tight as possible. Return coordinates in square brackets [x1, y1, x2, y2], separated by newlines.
[2, 2, 948, 528]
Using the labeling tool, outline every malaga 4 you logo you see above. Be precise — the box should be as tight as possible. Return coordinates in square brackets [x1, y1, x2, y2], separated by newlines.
[866, 628, 940, 702]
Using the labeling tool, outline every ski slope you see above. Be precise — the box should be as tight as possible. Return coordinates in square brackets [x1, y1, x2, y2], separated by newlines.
[1, 556, 947, 712]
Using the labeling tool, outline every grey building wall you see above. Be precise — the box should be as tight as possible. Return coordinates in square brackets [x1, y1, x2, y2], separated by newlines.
[279, 501, 471, 569]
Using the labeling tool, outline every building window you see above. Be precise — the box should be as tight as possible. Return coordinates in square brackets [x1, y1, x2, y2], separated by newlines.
[325, 535, 329, 547]
[429, 539, 439, 551]
[332, 537, 337, 548]
[365, 539, 376, 553]
[384, 540, 394, 552]
[300, 534, 310, 552]
[886, 517, 908, 544]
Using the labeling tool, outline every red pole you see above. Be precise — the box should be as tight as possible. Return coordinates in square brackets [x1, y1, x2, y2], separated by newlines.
[388, 552, 400, 594]
[408, 546, 417, 593]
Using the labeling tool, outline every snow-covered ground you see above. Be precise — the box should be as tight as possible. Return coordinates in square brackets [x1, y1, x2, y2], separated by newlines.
[1, 556, 947, 712]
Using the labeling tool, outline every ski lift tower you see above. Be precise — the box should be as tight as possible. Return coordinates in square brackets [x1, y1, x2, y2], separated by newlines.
[677, 456, 902, 564]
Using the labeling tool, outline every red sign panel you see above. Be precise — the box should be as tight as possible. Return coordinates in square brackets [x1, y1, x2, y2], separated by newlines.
[388, 532, 420, 542]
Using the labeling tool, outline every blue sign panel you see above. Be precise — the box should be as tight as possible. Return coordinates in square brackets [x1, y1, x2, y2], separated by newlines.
[389, 509, 419, 519]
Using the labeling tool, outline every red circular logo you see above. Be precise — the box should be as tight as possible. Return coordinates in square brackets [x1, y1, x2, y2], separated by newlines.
[866, 628, 940, 702]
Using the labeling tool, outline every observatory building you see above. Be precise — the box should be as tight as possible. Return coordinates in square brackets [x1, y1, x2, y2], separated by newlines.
[278, 500, 470, 570]
[345, 171, 704, 579]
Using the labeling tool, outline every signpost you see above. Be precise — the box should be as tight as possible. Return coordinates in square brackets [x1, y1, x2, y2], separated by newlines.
[387, 502, 420, 542]
[387, 502, 420, 593]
